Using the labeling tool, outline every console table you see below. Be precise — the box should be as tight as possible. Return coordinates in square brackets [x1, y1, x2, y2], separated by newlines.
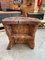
[2, 17, 40, 49]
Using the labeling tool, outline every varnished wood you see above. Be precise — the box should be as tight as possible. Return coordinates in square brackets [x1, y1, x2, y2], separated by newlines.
[2, 17, 40, 49]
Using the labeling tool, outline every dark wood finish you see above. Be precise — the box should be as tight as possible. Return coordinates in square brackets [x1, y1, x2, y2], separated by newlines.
[2, 17, 40, 49]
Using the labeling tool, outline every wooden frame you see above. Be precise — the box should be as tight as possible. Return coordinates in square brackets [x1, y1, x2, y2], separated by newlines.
[2, 17, 40, 49]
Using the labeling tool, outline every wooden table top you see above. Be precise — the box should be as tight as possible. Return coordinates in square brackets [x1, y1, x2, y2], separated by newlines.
[2, 17, 41, 25]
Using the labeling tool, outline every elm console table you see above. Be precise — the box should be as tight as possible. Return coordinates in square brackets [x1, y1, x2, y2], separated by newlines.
[2, 17, 40, 50]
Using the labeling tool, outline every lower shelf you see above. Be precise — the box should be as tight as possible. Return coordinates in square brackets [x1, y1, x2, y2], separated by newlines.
[11, 34, 33, 43]
[12, 34, 32, 39]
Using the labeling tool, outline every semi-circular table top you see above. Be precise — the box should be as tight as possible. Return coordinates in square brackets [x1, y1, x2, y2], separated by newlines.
[2, 17, 41, 25]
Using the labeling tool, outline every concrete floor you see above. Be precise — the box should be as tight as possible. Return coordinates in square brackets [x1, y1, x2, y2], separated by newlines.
[0, 29, 45, 60]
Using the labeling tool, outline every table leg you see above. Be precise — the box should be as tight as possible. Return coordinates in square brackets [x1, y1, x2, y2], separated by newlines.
[27, 25, 36, 49]
[3, 24, 15, 49]
[7, 37, 15, 50]
[27, 39, 35, 49]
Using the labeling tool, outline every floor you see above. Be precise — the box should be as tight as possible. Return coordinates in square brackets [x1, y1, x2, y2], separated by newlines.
[0, 7, 45, 60]
[0, 29, 45, 60]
